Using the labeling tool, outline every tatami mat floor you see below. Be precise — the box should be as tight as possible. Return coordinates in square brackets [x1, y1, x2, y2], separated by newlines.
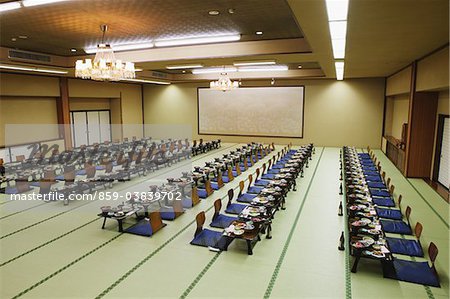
[0, 144, 448, 298]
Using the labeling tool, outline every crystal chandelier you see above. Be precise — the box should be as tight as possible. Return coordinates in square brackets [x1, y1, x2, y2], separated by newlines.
[210, 72, 239, 92]
[75, 25, 135, 81]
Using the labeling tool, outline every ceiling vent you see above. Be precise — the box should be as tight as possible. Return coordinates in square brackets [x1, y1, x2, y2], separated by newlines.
[151, 71, 168, 79]
[8, 49, 51, 63]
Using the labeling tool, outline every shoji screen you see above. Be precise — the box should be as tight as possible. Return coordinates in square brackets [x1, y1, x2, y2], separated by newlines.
[438, 117, 449, 188]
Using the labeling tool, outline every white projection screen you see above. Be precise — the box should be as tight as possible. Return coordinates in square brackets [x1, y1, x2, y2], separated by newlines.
[198, 86, 304, 138]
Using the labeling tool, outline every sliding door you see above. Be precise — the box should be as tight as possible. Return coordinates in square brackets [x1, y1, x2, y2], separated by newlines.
[71, 111, 88, 147]
[437, 117, 449, 188]
[71, 110, 111, 147]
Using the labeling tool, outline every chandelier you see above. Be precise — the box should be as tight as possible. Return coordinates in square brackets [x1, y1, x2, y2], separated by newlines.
[75, 25, 135, 81]
[210, 72, 239, 92]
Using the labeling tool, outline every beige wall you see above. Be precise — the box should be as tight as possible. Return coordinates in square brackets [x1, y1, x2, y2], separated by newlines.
[0, 73, 61, 147]
[416, 46, 449, 92]
[68, 79, 143, 139]
[0, 73, 60, 97]
[0, 97, 59, 146]
[69, 98, 111, 111]
[144, 78, 386, 148]
[386, 66, 412, 96]
[0, 73, 144, 147]
[389, 94, 410, 140]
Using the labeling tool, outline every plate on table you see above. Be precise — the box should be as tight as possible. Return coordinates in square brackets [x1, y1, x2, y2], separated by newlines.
[233, 229, 245, 235]
[262, 189, 275, 193]
[253, 197, 269, 204]
[363, 250, 385, 258]
[244, 223, 255, 230]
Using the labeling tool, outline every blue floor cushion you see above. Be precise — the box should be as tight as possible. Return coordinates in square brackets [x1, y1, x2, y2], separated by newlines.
[376, 208, 403, 220]
[225, 203, 247, 214]
[254, 179, 270, 187]
[182, 198, 194, 208]
[197, 188, 209, 198]
[159, 207, 181, 220]
[210, 214, 238, 229]
[5, 186, 32, 194]
[373, 197, 395, 207]
[393, 259, 440, 287]
[386, 237, 424, 257]
[261, 173, 276, 180]
[210, 182, 222, 190]
[370, 189, 391, 197]
[268, 169, 281, 174]
[381, 219, 412, 235]
[272, 164, 284, 169]
[368, 181, 386, 189]
[55, 175, 65, 181]
[237, 193, 257, 203]
[76, 170, 86, 176]
[190, 229, 228, 249]
[96, 165, 105, 170]
[248, 186, 264, 194]
[365, 175, 382, 182]
[232, 171, 239, 177]
[125, 220, 154, 237]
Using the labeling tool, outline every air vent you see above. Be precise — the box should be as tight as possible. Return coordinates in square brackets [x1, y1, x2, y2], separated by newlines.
[151, 71, 168, 79]
[8, 50, 51, 63]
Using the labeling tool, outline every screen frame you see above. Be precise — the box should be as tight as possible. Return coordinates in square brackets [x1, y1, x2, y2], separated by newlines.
[197, 85, 305, 138]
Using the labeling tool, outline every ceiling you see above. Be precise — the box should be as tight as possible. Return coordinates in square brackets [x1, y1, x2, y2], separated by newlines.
[0, 0, 448, 81]
[0, 0, 302, 56]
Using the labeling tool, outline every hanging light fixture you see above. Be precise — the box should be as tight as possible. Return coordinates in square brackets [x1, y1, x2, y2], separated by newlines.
[75, 25, 136, 81]
[209, 72, 239, 92]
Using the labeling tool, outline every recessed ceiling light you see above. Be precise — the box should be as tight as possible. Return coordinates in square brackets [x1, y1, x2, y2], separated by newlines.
[125, 78, 170, 85]
[228, 8, 235, 14]
[182, 70, 186, 73]
[233, 60, 275, 66]
[298, 65, 303, 69]
[0, 64, 68, 74]
[238, 65, 288, 72]
[208, 10, 220, 15]
[22, 0, 69, 7]
[135, 68, 143, 72]
[85, 41, 154, 54]
[166, 64, 204, 70]
[256, 31, 263, 35]
[155, 34, 240, 47]
[0, 1, 21, 12]
[192, 67, 237, 74]
[335, 61, 344, 80]
[18, 35, 28, 39]
[70, 48, 77, 52]
[11, 38, 17, 41]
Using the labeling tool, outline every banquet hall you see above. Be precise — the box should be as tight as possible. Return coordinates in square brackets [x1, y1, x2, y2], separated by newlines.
[0, 0, 448, 298]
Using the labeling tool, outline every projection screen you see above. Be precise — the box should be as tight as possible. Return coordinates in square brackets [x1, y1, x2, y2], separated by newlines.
[198, 86, 304, 138]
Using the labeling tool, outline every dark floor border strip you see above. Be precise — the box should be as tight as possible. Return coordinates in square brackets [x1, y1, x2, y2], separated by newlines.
[0, 202, 48, 220]
[342, 150, 353, 299]
[179, 252, 221, 299]
[7, 143, 256, 298]
[424, 286, 435, 299]
[0, 200, 98, 240]
[0, 144, 239, 240]
[11, 233, 124, 299]
[95, 199, 217, 299]
[0, 143, 238, 220]
[94, 150, 278, 299]
[263, 147, 324, 298]
[0, 217, 100, 267]
[405, 179, 449, 229]
[374, 150, 449, 229]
